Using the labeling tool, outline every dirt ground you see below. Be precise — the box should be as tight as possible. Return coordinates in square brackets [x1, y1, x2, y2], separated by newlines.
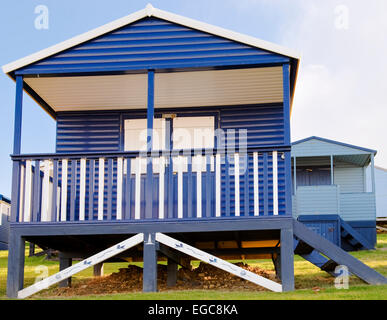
[46, 262, 279, 297]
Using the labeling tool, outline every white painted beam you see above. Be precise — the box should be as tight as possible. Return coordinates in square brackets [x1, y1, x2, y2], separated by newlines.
[116, 157, 123, 220]
[79, 158, 86, 221]
[98, 158, 105, 220]
[215, 154, 221, 217]
[272, 151, 278, 216]
[253, 152, 259, 216]
[234, 153, 240, 217]
[60, 159, 68, 222]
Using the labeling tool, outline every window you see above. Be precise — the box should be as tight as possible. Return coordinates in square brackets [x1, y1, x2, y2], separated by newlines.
[124, 118, 165, 151]
[123, 116, 215, 172]
[172, 116, 214, 150]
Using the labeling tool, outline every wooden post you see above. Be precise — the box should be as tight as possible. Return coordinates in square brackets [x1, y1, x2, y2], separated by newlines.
[6, 231, 25, 298]
[145, 70, 154, 219]
[7, 76, 25, 298]
[59, 254, 72, 288]
[293, 156, 297, 195]
[371, 153, 376, 194]
[280, 228, 294, 292]
[94, 263, 104, 277]
[167, 258, 178, 287]
[143, 233, 157, 292]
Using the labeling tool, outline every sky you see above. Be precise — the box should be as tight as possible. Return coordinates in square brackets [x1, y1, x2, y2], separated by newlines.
[0, 0, 386, 198]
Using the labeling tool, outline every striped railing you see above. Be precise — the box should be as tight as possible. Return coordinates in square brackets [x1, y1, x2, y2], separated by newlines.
[11, 147, 290, 223]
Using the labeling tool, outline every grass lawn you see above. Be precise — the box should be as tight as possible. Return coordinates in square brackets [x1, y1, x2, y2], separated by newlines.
[0, 234, 386, 300]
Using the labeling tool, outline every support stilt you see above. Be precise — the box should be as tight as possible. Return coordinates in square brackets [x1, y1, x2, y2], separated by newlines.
[6, 231, 25, 298]
[143, 233, 158, 292]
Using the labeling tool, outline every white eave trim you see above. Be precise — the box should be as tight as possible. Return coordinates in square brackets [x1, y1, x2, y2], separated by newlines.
[2, 4, 300, 75]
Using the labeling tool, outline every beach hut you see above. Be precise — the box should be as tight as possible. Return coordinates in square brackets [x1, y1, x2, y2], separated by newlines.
[0, 194, 11, 250]
[291, 136, 377, 251]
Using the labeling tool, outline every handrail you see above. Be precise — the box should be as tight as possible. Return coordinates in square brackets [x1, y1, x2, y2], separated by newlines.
[10, 145, 291, 160]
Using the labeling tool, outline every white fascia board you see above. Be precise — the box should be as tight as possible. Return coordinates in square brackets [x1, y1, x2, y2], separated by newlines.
[2, 4, 300, 75]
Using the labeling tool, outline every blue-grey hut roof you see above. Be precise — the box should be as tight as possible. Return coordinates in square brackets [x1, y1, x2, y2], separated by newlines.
[291, 136, 376, 167]
[0, 194, 11, 204]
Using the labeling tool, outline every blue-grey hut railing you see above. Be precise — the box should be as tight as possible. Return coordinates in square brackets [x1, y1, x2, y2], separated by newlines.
[10, 146, 290, 223]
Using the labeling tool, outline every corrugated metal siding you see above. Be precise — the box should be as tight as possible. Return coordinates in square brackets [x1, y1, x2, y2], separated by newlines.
[334, 167, 364, 193]
[17, 17, 288, 75]
[340, 193, 376, 221]
[56, 112, 120, 152]
[220, 105, 284, 147]
[0, 202, 10, 249]
[295, 185, 339, 216]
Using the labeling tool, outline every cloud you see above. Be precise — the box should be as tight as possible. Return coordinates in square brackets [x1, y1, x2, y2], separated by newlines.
[279, 0, 387, 167]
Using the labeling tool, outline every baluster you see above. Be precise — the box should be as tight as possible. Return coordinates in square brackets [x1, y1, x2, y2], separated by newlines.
[243, 154, 249, 217]
[107, 158, 113, 220]
[215, 153, 221, 218]
[205, 154, 211, 218]
[158, 156, 165, 219]
[32, 160, 41, 222]
[196, 156, 202, 218]
[253, 152, 259, 216]
[177, 156, 183, 219]
[60, 159, 68, 221]
[272, 151, 279, 216]
[125, 158, 132, 220]
[234, 153, 240, 217]
[24, 160, 32, 222]
[70, 159, 77, 221]
[225, 155, 230, 217]
[88, 159, 95, 221]
[134, 157, 142, 220]
[18, 162, 25, 222]
[98, 158, 105, 221]
[41, 159, 51, 222]
[116, 157, 123, 220]
[145, 156, 153, 219]
[79, 158, 86, 221]
[167, 155, 174, 219]
[263, 152, 269, 216]
[51, 160, 58, 222]
[187, 154, 193, 219]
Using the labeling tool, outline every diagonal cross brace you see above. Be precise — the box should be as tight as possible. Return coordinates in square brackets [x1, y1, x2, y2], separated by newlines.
[155, 233, 282, 292]
[17, 233, 144, 299]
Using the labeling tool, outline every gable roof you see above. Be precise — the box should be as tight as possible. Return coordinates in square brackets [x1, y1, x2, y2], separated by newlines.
[292, 136, 377, 154]
[2, 4, 300, 75]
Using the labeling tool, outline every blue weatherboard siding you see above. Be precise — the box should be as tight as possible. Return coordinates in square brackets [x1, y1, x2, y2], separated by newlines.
[16, 17, 289, 76]
[56, 113, 121, 152]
